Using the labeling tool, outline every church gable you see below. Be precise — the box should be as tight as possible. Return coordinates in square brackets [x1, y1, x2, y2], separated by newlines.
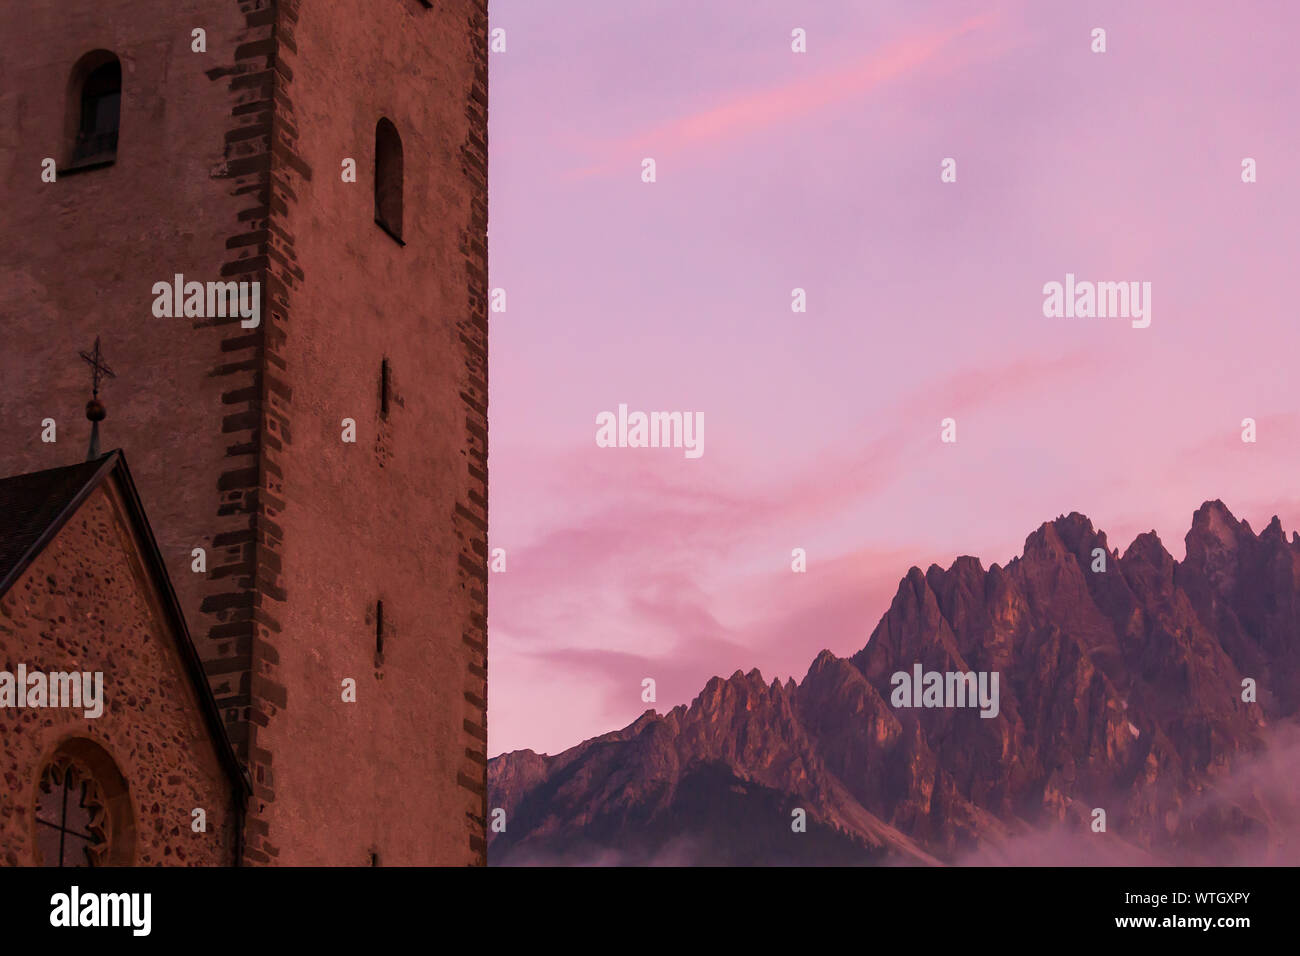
[0, 456, 107, 596]
[0, 452, 246, 866]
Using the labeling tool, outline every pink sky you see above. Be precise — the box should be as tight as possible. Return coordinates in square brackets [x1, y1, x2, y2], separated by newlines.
[486, 0, 1300, 756]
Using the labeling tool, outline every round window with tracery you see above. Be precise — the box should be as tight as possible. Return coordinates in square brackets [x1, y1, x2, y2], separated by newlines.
[35, 756, 111, 866]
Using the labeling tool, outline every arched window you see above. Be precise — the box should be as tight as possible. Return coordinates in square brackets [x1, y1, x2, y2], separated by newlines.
[374, 118, 404, 243]
[68, 51, 121, 167]
[33, 739, 135, 866]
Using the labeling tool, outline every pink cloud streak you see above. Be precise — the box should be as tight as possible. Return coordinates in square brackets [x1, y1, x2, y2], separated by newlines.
[566, 12, 1003, 179]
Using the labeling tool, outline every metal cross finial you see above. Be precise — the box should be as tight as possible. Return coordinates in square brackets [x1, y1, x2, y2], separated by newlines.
[78, 336, 116, 398]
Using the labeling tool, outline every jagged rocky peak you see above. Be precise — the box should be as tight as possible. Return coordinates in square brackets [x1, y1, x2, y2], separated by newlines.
[923, 554, 985, 597]
[1261, 514, 1286, 544]
[1049, 511, 1098, 550]
[1187, 499, 1250, 551]
[1183, 500, 1256, 592]
[1123, 528, 1173, 568]
[1020, 511, 1110, 569]
[491, 747, 548, 774]
[623, 708, 663, 736]
[687, 667, 787, 716]
[808, 648, 840, 673]
[489, 501, 1300, 866]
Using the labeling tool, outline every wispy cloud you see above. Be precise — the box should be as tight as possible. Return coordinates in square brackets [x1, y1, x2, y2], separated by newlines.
[566, 12, 1003, 178]
[490, 350, 1099, 754]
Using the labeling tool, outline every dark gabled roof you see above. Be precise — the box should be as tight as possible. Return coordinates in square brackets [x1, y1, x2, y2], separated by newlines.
[0, 456, 114, 597]
[0, 451, 251, 799]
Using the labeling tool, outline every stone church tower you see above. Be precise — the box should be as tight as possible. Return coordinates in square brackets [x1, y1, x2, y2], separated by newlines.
[0, 0, 489, 865]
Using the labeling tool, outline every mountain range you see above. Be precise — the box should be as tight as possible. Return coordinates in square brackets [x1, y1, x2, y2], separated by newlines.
[488, 501, 1300, 865]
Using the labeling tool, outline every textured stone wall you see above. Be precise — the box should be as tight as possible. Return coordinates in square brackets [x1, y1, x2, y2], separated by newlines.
[0, 483, 238, 866]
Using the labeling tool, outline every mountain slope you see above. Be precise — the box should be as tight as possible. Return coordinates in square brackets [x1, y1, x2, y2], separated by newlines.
[490, 503, 1300, 865]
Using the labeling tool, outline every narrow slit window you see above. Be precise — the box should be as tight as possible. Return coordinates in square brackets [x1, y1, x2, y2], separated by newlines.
[380, 358, 391, 418]
[375, 599, 385, 661]
[374, 119, 404, 242]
